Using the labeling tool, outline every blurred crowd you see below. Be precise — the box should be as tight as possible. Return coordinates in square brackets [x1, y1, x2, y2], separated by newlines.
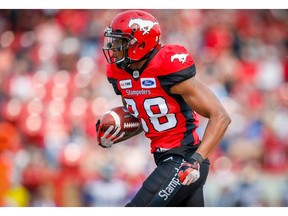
[0, 9, 288, 207]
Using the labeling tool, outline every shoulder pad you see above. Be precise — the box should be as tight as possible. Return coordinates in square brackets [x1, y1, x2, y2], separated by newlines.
[157, 44, 195, 76]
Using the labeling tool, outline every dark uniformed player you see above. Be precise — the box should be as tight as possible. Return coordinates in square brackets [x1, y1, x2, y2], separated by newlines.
[96, 10, 231, 207]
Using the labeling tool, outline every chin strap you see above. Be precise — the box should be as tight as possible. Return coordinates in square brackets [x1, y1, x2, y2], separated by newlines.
[116, 58, 131, 69]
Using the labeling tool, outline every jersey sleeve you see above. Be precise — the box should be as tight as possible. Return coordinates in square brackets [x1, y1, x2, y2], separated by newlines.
[107, 77, 121, 95]
[157, 44, 196, 88]
[106, 64, 122, 95]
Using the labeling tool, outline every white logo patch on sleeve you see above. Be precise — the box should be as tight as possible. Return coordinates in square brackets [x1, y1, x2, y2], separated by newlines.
[171, 53, 189, 64]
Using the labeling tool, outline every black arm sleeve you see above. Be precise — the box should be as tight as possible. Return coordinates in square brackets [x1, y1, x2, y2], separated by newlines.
[108, 77, 122, 95]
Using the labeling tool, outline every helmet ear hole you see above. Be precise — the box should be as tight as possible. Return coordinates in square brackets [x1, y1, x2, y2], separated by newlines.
[132, 26, 137, 32]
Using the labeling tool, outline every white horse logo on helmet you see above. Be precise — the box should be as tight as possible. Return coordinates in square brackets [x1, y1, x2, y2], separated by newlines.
[128, 18, 159, 35]
[171, 54, 189, 64]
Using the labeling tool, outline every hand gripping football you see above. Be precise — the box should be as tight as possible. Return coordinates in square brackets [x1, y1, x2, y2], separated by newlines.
[97, 106, 143, 144]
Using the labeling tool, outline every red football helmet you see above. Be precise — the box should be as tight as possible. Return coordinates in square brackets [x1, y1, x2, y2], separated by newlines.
[103, 10, 161, 69]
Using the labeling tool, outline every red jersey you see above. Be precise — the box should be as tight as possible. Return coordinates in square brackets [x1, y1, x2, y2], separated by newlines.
[107, 44, 200, 153]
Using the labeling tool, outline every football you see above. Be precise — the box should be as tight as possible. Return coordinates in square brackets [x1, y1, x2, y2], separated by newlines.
[97, 106, 143, 144]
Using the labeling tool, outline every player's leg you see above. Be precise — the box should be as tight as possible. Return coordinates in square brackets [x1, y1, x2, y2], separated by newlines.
[125, 155, 183, 207]
[183, 187, 205, 207]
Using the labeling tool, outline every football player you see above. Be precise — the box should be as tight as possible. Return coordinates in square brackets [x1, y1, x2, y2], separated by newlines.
[96, 10, 231, 207]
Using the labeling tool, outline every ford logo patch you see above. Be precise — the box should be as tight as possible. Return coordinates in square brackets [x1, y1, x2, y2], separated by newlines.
[142, 80, 154, 86]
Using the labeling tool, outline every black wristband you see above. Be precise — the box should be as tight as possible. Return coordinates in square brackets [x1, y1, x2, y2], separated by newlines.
[191, 152, 204, 164]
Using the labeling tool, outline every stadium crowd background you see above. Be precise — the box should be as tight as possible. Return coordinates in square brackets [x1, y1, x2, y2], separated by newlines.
[0, 9, 288, 207]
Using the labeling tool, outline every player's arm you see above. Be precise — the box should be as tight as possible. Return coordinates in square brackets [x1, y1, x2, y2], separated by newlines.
[170, 76, 231, 160]
[170, 76, 231, 185]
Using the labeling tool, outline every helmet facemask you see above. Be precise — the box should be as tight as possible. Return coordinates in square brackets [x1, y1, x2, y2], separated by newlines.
[103, 27, 138, 69]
